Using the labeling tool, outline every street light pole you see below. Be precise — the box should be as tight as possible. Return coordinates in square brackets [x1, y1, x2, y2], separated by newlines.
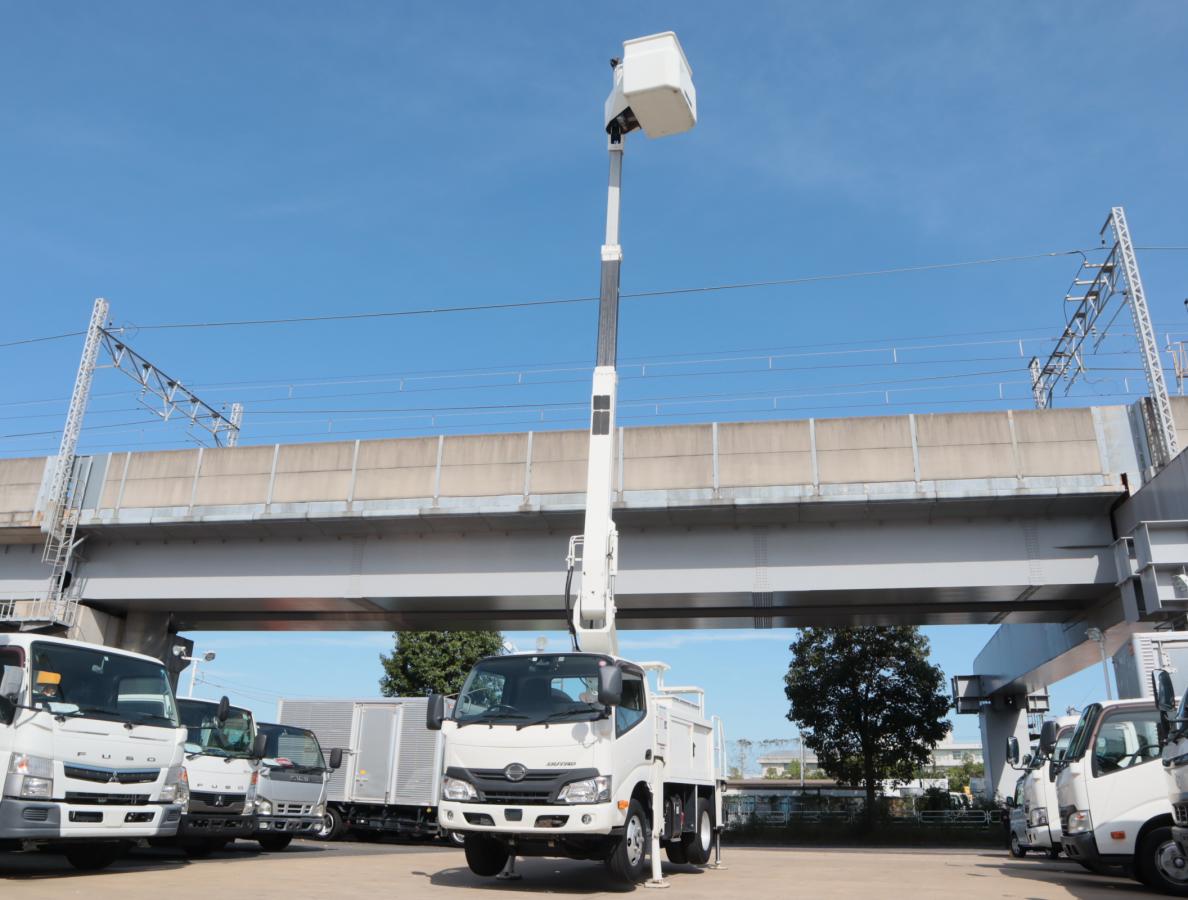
[172, 648, 217, 698]
[1086, 628, 1112, 701]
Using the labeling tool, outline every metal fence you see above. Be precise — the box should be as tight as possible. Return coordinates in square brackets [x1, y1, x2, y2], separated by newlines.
[726, 809, 1003, 829]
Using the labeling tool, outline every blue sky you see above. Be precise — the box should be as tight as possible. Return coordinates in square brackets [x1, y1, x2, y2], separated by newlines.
[2, 4, 1186, 751]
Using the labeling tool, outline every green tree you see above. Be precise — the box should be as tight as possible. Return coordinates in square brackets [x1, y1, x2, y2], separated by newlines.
[379, 631, 504, 696]
[784, 626, 952, 825]
[947, 754, 984, 794]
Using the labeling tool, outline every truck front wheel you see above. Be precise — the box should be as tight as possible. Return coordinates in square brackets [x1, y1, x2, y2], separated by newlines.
[606, 799, 650, 883]
[316, 806, 347, 841]
[61, 841, 129, 871]
[258, 835, 293, 852]
[1136, 826, 1188, 896]
[463, 834, 509, 877]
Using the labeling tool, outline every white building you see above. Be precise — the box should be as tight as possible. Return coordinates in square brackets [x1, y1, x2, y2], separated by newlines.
[756, 739, 982, 778]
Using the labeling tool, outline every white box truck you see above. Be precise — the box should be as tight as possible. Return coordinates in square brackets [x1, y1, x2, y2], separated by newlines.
[0, 633, 187, 870]
[1006, 714, 1078, 858]
[276, 696, 450, 843]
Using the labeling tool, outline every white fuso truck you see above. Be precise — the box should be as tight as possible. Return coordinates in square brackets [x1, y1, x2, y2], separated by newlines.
[427, 32, 725, 886]
[251, 721, 341, 851]
[0, 633, 187, 870]
[171, 696, 266, 855]
[276, 697, 442, 842]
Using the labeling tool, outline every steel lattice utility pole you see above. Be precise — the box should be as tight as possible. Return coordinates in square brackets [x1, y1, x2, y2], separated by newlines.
[43, 298, 108, 540]
[1108, 206, 1179, 467]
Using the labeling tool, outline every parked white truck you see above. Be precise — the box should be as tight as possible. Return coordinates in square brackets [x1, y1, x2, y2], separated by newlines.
[276, 697, 444, 843]
[0, 633, 187, 870]
[168, 696, 265, 856]
[426, 31, 724, 887]
[251, 721, 342, 851]
[1006, 715, 1077, 858]
[1046, 698, 1185, 893]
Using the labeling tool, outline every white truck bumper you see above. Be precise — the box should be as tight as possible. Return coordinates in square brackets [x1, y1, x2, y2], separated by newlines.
[439, 799, 626, 836]
[0, 798, 183, 841]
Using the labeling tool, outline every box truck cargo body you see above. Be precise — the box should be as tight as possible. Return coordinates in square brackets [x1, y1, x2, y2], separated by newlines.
[277, 697, 449, 841]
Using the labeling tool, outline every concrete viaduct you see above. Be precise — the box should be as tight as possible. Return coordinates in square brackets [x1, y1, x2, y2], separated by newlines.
[2, 400, 1187, 798]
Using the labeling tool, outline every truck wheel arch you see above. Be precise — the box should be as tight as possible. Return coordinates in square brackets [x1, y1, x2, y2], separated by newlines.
[1136, 813, 1175, 854]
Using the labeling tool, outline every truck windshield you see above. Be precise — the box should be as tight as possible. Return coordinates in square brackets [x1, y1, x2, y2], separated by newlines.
[258, 722, 327, 772]
[179, 699, 255, 757]
[1063, 704, 1103, 764]
[28, 641, 178, 727]
[455, 654, 607, 727]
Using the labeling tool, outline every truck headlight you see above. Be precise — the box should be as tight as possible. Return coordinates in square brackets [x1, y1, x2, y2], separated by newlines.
[1066, 810, 1092, 835]
[160, 765, 185, 803]
[314, 803, 325, 818]
[1029, 808, 1048, 827]
[8, 753, 54, 800]
[442, 776, 478, 802]
[558, 775, 611, 804]
[255, 798, 272, 816]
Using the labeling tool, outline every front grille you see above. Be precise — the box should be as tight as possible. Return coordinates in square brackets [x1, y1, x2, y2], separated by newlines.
[64, 764, 159, 785]
[189, 792, 247, 814]
[69, 811, 103, 823]
[275, 802, 313, 816]
[470, 769, 558, 783]
[1176, 802, 1188, 826]
[481, 790, 553, 804]
[65, 792, 151, 806]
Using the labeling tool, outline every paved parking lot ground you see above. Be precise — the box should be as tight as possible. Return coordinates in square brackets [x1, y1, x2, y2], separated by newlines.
[0, 839, 1157, 899]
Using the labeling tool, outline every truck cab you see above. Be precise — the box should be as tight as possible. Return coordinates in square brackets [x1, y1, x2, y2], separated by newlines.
[1008, 715, 1077, 858]
[172, 696, 265, 855]
[429, 652, 724, 884]
[0, 634, 187, 870]
[251, 722, 340, 851]
[1051, 698, 1186, 894]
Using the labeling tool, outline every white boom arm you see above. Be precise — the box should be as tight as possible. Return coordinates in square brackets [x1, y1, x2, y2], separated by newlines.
[570, 34, 696, 657]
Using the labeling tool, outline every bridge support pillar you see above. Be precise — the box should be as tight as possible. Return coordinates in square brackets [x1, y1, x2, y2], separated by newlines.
[69, 604, 124, 647]
[979, 698, 1031, 803]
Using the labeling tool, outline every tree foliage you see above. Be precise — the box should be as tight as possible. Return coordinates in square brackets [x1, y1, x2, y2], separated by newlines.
[784, 626, 952, 821]
[379, 630, 504, 697]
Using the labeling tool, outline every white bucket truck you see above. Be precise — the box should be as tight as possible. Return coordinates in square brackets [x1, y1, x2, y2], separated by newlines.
[427, 32, 725, 887]
[1005, 715, 1077, 858]
[0, 633, 187, 870]
[250, 721, 341, 851]
[168, 696, 266, 856]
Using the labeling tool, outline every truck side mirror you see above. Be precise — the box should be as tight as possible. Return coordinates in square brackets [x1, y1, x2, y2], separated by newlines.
[251, 732, 268, 760]
[1155, 670, 1177, 745]
[329, 748, 343, 770]
[0, 665, 22, 725]
[598, 665, 623, 708]
[426, 693, 446, 731]
[1038, 719, 1059, 756]
[1006, 736, 1020, 766]
[0, 694, 14, 726]
[216, 695, 230, 723]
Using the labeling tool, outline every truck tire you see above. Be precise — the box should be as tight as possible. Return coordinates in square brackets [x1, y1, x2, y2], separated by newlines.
[681, 798, 713, 865]
[258, 835, 293, 852]
[1046, 846, 1061, 860]
[606, 799, 650, 884]
[1009, 832, 1027, 858]
[463, 833, 509, 877]
[665, 842, 688, 864]
[62, 841, 128, 871]
[1136, 825, 1188, 896]
[316, 806, 347, 841]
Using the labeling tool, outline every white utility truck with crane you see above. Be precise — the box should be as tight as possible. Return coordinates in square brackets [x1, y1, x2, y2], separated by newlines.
[427, 32, 726, 887]
[0, 633, 188, 870]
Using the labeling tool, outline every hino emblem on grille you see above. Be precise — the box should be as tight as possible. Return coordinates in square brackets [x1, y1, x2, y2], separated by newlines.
[503, 763, 527, 782]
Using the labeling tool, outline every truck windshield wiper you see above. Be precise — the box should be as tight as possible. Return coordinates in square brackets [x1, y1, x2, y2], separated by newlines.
[457, 710, 530, 729]
[515, 706, 602, 731]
